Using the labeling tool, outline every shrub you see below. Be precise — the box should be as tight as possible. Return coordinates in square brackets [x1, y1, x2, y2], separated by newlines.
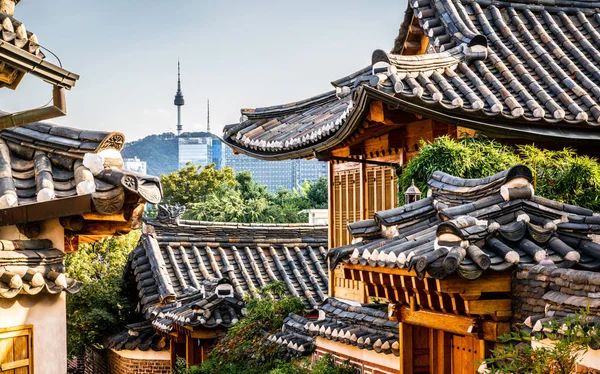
[399, 136, 600, 211]
[481, 311, 600, 373]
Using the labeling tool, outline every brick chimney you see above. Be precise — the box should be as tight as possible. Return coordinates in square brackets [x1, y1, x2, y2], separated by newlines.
[0, 0, 17, 16]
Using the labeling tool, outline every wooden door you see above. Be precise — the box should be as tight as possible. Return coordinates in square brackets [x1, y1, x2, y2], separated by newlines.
[451, 335, 485, 374]
[0, 325, 33, 374]
[400, 323, 431, 374]
[412, 325, 431, 373]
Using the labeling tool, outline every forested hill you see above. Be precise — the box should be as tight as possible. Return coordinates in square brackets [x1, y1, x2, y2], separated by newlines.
[122, 132, 217, 177]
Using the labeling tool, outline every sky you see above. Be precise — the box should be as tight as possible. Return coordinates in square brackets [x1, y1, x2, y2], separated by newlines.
[0, 0, 405, 141]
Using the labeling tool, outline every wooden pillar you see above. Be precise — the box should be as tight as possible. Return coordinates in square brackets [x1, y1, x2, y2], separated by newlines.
[360, 162, 366, 220]
[185, 335, 195, 366]
[399, 322, 413, 374]
[327, 161, 334, 297]
[170, 338, 186, 369]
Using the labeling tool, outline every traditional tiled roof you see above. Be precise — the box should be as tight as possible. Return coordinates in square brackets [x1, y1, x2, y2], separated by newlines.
[151, 278, 245, 334]
[104, 321, 168, 352]
[0, 10, 44, 58]
[0, 122, 162, 214]
[124, 217, 329, 319]
[0, 238, 81, 298]
[328, 165, 600, 280]
[0, 5, 79, 89]
[268, 298, 399, 356]
[224, 0, 600, 159]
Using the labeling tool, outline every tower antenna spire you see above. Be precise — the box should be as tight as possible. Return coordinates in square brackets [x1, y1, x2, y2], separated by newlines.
[207, 99, 210, 133]
[174, 59, 185, 136]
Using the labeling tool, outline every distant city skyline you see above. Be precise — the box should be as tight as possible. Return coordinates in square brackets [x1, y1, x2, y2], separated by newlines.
[0, 0, 403, 142]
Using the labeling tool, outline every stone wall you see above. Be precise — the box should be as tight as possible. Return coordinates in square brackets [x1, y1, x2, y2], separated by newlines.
[512, 265, 600, 324]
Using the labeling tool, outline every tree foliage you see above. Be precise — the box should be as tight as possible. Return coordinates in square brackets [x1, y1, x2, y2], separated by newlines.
[65, 231, 140, 357]
[400, 136, 600, 211]
[160, 163, 237, 206]
[163, 166, 326, 223]
[195, 282, 306, 374]
[481, 311, 599, 373]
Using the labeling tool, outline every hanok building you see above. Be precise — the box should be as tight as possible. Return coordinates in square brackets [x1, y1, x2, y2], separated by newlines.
[267, 165, 600, 373]
[104, 207, 329, 372]
[0, 1, 163, 373]
[0, 122, 162, 374]
[222, 0, 600, 372]
[223, 0, 600, 250]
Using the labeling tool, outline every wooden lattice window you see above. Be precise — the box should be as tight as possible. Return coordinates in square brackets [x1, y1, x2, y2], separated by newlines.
[365, 165, 397, 219]
[0, 325, 33, 373]
[332, 167, 361, 248]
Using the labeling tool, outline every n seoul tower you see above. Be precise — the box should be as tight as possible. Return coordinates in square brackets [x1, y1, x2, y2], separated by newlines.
[174, 60, 185, 136]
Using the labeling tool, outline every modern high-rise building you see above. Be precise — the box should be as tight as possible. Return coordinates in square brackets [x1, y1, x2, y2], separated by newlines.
[178, 136, 213, 169]
[221, 145, 327, 193]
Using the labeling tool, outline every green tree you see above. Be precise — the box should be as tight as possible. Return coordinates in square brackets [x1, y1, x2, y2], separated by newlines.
[181, 169, 323, 224]
[160, 163, 237, 206]
[65, 231, 140, 357]
[306, 176, 328, 209]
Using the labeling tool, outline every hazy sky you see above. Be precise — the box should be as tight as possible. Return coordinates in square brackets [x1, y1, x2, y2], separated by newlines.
[0, 0, 404, 141]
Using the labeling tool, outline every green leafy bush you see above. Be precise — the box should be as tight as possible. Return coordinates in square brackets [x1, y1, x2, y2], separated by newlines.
[65, 231, 140, 357]
[399, 136, 600, 211]
[482, 311, 600, 373]
[197, 282, 306, 374]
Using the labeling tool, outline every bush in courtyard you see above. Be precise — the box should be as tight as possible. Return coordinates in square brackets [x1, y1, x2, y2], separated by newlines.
[399, 136, 600, 211]
[481, 311, 600, 373]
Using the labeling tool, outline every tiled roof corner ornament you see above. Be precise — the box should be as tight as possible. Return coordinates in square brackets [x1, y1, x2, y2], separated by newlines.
[156, 205, 185, 225]
[370, 49, 403, 94]
[81, 150, 161, 214]
[465, 35, 488, 62]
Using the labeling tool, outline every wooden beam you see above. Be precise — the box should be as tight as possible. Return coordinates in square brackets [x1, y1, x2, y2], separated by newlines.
[464, 299, 512, 321]
[436, 272, 511, 294]
[401, 306, 477, 338]
[79, 221, 133, 236]
[190, 329, 221, 339]
[398, 306, 507, 341]
[82, 212, 127, 222]
[367, 101, 384, 123]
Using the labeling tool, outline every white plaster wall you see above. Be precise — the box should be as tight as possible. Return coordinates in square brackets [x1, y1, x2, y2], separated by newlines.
[110, 348, 170, 360]
[0, 219, 67, 374]
[0, 293, 66, 374]
[0, 219, 64, 249]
